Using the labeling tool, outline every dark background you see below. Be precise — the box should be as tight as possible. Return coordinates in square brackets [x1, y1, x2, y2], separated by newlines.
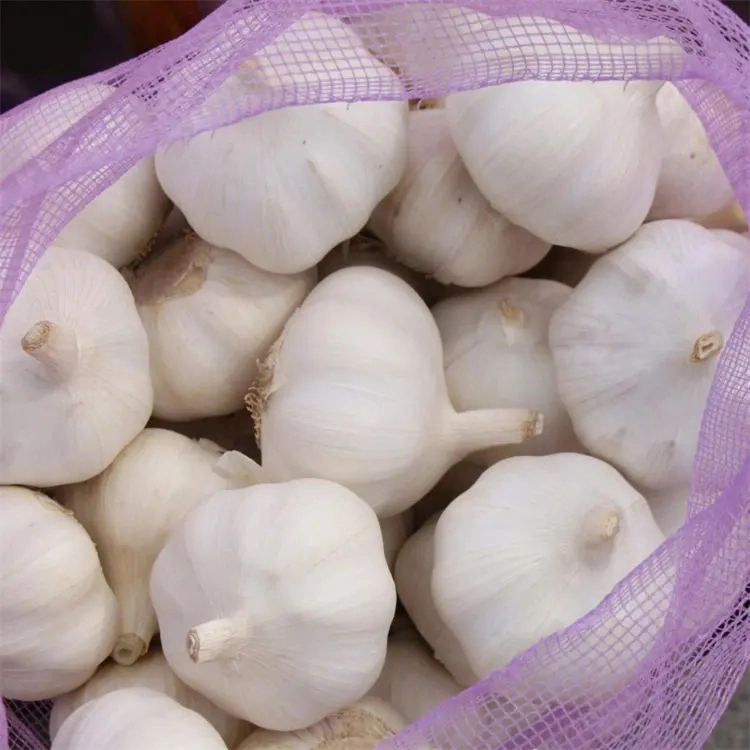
[1, 0, 748, 113]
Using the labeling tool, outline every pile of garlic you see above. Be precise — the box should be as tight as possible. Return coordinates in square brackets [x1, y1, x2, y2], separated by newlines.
[2, 9, 748, 750]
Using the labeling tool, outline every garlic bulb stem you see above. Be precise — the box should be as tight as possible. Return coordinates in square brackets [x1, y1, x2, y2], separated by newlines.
[583, 507, 621, 546]
[498, 298, 525, 325]
[690, 330, 724, 363]
[444, 408, 543, 456]
[187, 617, 250, 664]
[21, 321, 79, 379]
[112, 634, 148, 667]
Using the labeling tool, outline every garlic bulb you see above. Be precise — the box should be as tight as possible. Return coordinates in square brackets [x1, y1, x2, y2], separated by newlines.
[369, 631, 461, 722]
[254, 266, 543, 517]
[155, 14, 407, 274]
[432, 454, 665, 682]
[380, 509, 415, 571]
[57, 429, 237, 666]
[369, 108, 551, 286]
[433, 277, 579, 466]
[318, 234, 448, 306]
[151, 479, 396, 731]
[647, 486, 689, 538]
[549, 220, 750, 491]
[2, 82, 168, 268]
[0, 246, 152, 486]
[395, 517, 477, 687]
[0, 486, 118, 700]
[648, 83, 734, 220]
[51, 687, 230, 750]
[50, 649, 251, 746]
[236, 698, 406, 750]
[446, 80, 664, 252]
[128, 232, 316, 420]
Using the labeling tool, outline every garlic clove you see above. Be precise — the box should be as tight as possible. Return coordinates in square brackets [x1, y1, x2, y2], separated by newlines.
[129, 231, 316, 421]
[369, 632, 462, 722]
[0, 487, 118, 700]
[2, 82, 169, 268]
[150, 478, 397, 731]
[50, 648, 251, 746]
[318, 234, 451, 306]
[235, 697, 407, 749]
[395, 517, 477, 687]
[432, 454, 665, 686]
[255, 266, 543, 517]
[57, 428, 238, 666]
[446, 79, 665, 252]
[155, 14, 407, 274]
[0, 245, 152, 487]
[549, 219, 750, 491]
[369, 108, 551, 287]
[434, 277, 581, 466]
[648, 83, 734, 221]
[51, 687, 231, 750]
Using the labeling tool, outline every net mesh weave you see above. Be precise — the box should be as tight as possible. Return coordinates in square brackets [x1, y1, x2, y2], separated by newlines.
[1, 1, 749, 748]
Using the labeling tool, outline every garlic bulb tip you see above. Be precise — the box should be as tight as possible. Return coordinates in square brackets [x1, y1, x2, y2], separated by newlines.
[498, 298, 525, 325]
[690, 330, 724, 363]
[21, 320, 79, 377]
[583, 507, 621, 546]
[187, 617, 249, 664]
[112, 634, 148, 667]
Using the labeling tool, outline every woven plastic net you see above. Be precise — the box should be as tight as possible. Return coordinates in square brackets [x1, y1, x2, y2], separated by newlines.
[1, 1, 749, 748]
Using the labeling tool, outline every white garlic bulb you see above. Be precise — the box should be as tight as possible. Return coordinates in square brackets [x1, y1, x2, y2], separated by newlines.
[647, 486, 689, 538]
[128, 233, 316, 420]
[2, 82, 168, 268]
[446, 80, 664, 252]
[432, 454, 665, 682]
[0, 246, 152, 486]
[50, 649, 251, 746]
[395, 517, 477, 687]
[236, 698, 406, 750]
[155, 14, 407, 274]
[549, 220, 750, 491]
[57, 429, 237, 666]
[369, 631, 461, 722]
[0, 486, 118, 700]
[648, 83, 734, 220]
[151, 479, 396, 731]
[318, 234, 448, 306]
[369, 108, 550, 286]
[51, 687, 230, 750]
[433, 277, 580, 466]
[254, 266, 543, 517]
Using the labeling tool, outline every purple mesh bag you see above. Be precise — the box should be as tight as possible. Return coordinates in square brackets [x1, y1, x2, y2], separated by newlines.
[1, 1, 749, 748]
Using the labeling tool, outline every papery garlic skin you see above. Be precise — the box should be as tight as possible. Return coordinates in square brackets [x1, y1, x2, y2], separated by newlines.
[2, 82, 168, 268]
[130, 233, 316, 420]
[50, 649, 251, 746]
[255, 267, 543, 517]
[236, 697, 406, 750]
[647, 486, 689, 538]
[648, 83, 734, 221]
[395, 517, 477, 687]
[549, 220, 750, 491]
[51, 687, 230, 750]
[369, 108, 551, 287]
[0, 246, 152, 487]
[319, 234, 448, 307]
[57, 429, 235, 667]
[432, 454, 665, 683]
[369, 631, 461, 722]
[155, 14, 407, 274]
[151, 479, 396, 731]
[0, 487, 118, 700]
[446, 80, 664, 252]
[434, 277, 579, 465]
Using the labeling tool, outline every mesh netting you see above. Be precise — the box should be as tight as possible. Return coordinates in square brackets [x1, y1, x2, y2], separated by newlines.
[1, 1, 749, 748]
